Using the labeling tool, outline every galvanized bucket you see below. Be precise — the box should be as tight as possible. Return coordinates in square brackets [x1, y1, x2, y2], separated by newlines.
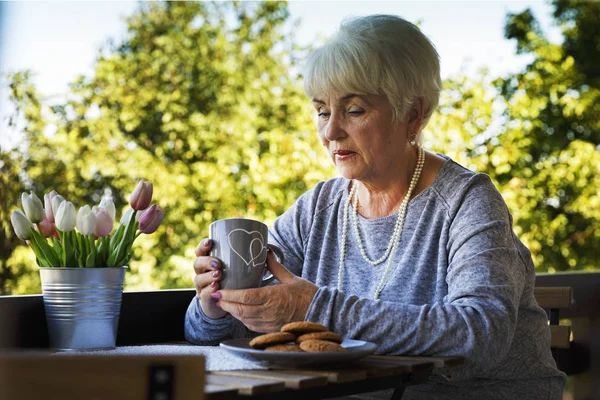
[39, 267, 126, 351]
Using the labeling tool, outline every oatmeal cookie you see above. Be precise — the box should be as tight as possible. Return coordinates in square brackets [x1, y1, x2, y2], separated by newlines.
[296, 331, 343, 344]
[249, 332, 296, 349]
[265, 343, 304, 352]
[280, 321, 328, 334]
[299, 339, 347, 353]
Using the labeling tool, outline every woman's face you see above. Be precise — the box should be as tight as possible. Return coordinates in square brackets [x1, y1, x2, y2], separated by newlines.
[312, 93, 411, 182]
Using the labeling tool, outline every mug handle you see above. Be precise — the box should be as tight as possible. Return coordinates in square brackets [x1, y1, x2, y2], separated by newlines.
[261, 244, 285, 286]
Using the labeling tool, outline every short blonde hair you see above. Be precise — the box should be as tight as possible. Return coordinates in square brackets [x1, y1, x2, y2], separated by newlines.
[303, 14, 441, 130]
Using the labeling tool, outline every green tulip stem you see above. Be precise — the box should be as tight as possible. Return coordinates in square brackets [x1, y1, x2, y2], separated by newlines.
[88, 235, 94, 255]
[85, 234, 96, 268]
[75, 232, 83, 267]
[50, 237, 62, 265]
[57, 229, 66, 267]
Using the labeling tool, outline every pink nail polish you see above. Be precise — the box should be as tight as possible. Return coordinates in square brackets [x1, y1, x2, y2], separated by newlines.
[211, 292, 222, 299]
[215, 301, 221, 308]
[212, 270, 219, 277]
[210, 281, 216, 288]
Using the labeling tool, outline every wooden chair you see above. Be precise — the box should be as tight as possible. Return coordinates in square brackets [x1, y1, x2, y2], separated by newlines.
[533, 287, 572, 364]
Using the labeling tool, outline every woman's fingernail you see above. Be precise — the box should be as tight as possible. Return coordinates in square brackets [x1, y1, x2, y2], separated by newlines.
[204, 239, 212, 246]
[210, 281, 216, 288]
[210, 260, 219, 269]
[211, 292, 222, 299]
[215, 301, 221, 308]
[212, 270, 219, 277]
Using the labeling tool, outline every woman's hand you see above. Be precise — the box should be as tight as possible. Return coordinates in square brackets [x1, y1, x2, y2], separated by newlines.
[211, 250, 319, 332]
[193, 238, 227, 319]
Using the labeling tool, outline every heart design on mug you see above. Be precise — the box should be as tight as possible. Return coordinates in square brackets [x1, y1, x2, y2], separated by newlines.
[227, 229, 267, 267]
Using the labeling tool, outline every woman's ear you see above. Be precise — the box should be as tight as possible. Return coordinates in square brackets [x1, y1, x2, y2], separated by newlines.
[407, 98, 424, 130]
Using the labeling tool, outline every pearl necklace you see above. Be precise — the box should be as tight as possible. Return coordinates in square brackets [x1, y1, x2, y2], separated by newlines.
[337, 146, 425, 299]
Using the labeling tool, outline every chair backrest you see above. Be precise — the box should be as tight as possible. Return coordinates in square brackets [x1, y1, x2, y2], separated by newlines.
[533, 287, 572, 357]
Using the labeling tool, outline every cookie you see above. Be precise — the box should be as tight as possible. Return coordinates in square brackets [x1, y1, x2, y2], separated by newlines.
[265, 343, 303, 352]
[296, 331, 343, 344]
[249, 332, 296, 349]
[280, 322, 328, 334]
[299, 339, 347, 353]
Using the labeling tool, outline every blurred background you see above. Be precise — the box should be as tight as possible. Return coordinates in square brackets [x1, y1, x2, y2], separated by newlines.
[0, 0, 598, 295]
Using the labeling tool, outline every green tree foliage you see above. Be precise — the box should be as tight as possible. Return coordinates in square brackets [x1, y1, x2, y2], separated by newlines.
[0, 147, 26, 294]
[2, 1, 599, 295]
[428, 0, 600, 272]
[494, 0, 599, 271]
[2, 1, 334, 294]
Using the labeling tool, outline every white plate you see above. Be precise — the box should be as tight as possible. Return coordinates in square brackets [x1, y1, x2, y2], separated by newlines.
[219, 338, 378, 369]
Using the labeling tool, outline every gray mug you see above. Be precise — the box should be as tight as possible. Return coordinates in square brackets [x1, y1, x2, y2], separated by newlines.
[209, 218, 284, 290]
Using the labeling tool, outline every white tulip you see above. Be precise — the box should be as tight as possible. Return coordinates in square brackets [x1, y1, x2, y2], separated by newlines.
[51, 195, 65, 217]
[120, 208, 133, 225]
[55, 201, 76, 232]
[99, 198, 116, 221]
[120, 208, 142, 225]
[76, 205, 97, 235]
[10, 210, 33, 240]
[21, 192, 45, 223]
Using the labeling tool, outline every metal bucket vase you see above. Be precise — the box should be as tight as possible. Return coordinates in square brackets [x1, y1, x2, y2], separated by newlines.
[39, 267, 126, 351]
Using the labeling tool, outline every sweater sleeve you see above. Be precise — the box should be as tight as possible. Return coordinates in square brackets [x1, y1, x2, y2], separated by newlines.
[304, 175, 527, 380]
[185, 295, 261, 344]
[184, 296, 235, 345]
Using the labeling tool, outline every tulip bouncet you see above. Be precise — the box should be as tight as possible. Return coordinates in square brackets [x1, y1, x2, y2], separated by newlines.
[9, 180, 165, 269]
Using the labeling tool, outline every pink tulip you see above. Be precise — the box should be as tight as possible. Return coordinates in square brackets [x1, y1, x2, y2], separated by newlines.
[130, 180, 153, 211]
[44, 191, 59, 223]
[93, 207, 114, 237]
[39, 217, 58, 238]
[138, 205, 164, 234]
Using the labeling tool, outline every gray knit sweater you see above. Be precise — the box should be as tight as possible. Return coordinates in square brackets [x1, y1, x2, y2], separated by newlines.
[185, 157, 566, 399]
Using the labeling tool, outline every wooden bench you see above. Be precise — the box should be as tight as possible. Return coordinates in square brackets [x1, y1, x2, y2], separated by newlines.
[533, 287, 572, 364]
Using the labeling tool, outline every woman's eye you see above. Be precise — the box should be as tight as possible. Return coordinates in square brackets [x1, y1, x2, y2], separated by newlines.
[348, 108, 364, 115]
[318, 112, 330, 118]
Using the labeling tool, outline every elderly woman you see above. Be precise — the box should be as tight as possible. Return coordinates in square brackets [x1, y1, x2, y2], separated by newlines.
[185, 14, 566, 399]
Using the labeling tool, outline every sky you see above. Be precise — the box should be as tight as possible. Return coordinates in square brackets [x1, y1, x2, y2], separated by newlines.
[0, 1, 561, 149]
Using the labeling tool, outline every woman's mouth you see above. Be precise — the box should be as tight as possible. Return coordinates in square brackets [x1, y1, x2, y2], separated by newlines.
[333, 150, 356, 161]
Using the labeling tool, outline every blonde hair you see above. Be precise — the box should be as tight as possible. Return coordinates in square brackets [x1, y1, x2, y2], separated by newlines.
[303, 14, 441, 130]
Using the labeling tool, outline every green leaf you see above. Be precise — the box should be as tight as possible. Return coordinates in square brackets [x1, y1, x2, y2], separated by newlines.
[31, 229, 62, 267]
[28, 231, 48, 267]
[109, 225, 125, 252]
[108, 211, 137, 267]
[50, 237, 63, 265]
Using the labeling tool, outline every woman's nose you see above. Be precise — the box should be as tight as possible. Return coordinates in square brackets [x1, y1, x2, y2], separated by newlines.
[322, 115, 347, 142]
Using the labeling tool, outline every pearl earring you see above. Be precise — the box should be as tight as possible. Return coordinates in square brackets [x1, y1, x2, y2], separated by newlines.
[409, 134, 417, 146]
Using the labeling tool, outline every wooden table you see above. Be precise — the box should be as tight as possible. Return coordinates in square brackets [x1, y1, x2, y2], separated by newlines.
[203, 355, 463, 400]
[0, 346, 462, 400]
